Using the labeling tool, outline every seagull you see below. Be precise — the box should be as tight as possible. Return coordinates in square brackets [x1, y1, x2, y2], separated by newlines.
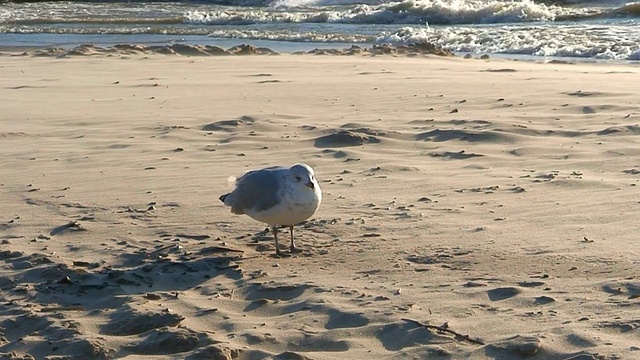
[219, 163, 322, 256]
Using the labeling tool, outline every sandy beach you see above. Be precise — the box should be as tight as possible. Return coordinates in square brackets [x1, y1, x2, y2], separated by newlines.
[1, 48, 639, 359]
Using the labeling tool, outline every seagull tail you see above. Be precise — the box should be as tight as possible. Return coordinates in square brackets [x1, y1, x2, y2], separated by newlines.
[219, 193, 229, 203]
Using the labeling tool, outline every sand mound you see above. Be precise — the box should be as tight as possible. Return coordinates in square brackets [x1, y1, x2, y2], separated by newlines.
[305, 43, 452, 57]
[314, 130, 381, 148]
[416, 129, 517, 143]
[101, 310, 185, 336]
[202, 116, 256, 132]
[8, 42, 452, 58]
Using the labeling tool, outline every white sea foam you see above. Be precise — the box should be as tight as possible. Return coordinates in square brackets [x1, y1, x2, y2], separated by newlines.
[376, 23, 640, 60]
[0, 8, 12, 23]
[0, 0, 618, 26]
[271, 0, 319, 7]
[270, 0, 390, 7]
[183, 0, 598, 25]
[206, 28, 371, 43]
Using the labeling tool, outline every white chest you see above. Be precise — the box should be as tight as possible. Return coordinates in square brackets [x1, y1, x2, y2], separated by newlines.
[246, 183, 321, 226]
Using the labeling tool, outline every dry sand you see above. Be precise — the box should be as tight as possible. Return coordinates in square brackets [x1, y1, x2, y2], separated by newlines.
[1, 48, 639, 360]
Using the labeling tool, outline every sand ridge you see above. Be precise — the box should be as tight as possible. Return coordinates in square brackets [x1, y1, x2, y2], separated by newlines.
[1, 51, 640, 359]
[2, 43, 452, 59]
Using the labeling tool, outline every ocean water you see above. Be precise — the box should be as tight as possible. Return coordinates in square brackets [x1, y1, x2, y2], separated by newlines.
[1, 0, 639, 60]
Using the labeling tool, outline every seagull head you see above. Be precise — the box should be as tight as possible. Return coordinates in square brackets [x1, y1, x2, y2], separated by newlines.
[289, 163, 318, 190]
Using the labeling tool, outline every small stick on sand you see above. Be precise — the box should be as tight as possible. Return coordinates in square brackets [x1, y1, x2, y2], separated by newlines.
[40, 305, 86, 312]
[402, 318, 485, 345]
[198, 246, 244, 254]
[50, 221, 86, 236]
[215, 264, 240, 271]
[150, 244, 178, 253]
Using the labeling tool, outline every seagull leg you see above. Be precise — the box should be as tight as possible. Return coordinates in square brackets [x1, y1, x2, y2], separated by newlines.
[273, 226, 289, 257]
[273, 225, 282, 257]
[289, 225, 300, 253]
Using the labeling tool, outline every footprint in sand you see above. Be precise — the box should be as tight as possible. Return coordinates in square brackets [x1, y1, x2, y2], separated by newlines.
[101, 310, 185, 336]
[132, 328, 202, 355]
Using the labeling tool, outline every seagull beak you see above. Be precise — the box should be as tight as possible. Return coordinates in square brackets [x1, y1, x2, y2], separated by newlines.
[305, 181, 315, 189]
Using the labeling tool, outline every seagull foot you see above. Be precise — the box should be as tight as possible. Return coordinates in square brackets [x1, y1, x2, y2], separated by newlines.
[275, 249, 291, 258]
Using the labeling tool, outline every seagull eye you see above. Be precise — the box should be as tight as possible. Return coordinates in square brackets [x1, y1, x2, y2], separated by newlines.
[295, 175, 302, 182]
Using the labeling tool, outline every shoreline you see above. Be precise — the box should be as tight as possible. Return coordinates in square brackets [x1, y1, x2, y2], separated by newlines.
[1, 41, 639, 66]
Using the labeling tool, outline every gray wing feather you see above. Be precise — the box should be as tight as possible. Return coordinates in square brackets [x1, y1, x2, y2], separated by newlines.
[227, 167, 284, 214]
